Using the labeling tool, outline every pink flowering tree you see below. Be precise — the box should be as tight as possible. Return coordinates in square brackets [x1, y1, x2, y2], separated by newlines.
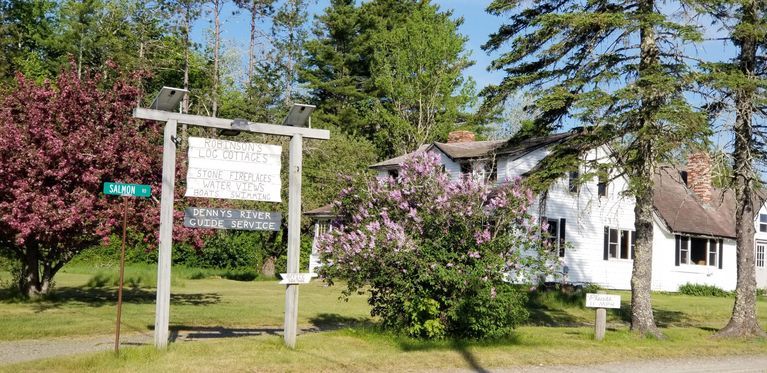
[0, 68, 204, 297]
[318, 152, 558, 339]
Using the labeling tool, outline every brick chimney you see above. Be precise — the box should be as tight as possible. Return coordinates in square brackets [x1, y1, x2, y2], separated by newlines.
[447, 130, 475, 143]
[686, 152, 712, 203]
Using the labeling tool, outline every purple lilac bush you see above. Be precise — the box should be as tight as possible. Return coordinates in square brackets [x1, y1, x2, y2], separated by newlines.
[318, 152, 558, 339]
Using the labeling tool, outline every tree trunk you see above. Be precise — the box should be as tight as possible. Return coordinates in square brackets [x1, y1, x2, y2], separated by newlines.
[212, 0, 221, 118]
[716, 0, 766, 338]
[629, 0, 662, 338]
[19, 249, 40, 298]
[261, 256, 276, 277]
[182, 6, 191, 144]
[630, 146, 661, 338]
[248, 3, 256, 84]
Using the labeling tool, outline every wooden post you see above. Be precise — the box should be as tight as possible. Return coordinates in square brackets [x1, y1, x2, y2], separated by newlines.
[284, 134, 303, 349]
[114, 197, 128, 353]
[595, 308, 606, 341]
[595, 290, 606, 341]
[154, 119, 177, 349]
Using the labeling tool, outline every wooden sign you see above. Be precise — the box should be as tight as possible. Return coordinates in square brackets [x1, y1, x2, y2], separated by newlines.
[183, 207, 281, 231]
[185, 137, 282, 202]
[586, 293, 621, 309]
[279, 273, 317, 285]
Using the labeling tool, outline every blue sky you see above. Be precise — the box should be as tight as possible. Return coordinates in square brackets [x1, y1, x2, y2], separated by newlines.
[193, 0, 505, 89]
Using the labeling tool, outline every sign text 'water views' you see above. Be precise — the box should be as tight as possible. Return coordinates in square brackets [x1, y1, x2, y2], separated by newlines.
[185, 137, 282, 202]
[183, 207, 281, 231]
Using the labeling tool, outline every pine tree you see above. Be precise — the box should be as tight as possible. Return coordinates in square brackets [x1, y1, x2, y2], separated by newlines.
[483, 0, 709, 337]
[302, 0, 476, 158]
[700, 0, 767, 338]
[233, 0, 274, 83]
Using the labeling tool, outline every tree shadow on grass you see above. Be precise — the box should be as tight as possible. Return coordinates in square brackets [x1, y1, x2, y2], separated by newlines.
[397, 336, 521, 373]
[166, 325, 282, 342]
[613, 303, 687, 327]
[308, 313, 376, 331]
[1, 286, 221, 312]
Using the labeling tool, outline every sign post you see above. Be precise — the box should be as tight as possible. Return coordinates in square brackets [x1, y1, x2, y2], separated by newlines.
[103, 182, 152, 353]
[585, 292, 621, 341]
[132, 107, 328, 350]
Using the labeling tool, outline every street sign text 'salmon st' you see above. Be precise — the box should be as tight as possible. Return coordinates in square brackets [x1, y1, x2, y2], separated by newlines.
[103, 182, 151, 198]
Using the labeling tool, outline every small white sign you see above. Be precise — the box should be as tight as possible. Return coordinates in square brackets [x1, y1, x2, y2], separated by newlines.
[185, 137, 282, 202]
[585, 293, 621, 309]
[279, 273, 317, 285]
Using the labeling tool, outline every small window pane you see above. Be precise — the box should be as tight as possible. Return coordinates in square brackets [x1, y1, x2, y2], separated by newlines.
[756, 243, 765, 268]
[620, 230, 630, 259]
[609, 229, 618, 258]
[680, 237, 689, 264]
[760, 214, 767, 223]
[708, 239, 717, 267]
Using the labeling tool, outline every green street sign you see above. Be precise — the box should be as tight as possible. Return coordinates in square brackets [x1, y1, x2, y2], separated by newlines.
[103, 182, 151, 198]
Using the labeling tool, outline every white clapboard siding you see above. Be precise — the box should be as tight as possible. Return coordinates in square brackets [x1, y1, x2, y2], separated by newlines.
[650, 220, 738, 291]
[530, 146, 636, 290]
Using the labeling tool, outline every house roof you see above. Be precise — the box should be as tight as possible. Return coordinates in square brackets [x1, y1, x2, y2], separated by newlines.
[370, 144, 432, 169]
[371, 132, 576, 169]
[304, 203, 335, 218]
[652, 165, 737, 238]
[432, 140, 506, 159]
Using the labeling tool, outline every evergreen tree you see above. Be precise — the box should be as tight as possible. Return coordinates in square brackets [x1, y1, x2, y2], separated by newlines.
[483, 0, 709, 337]
[233, 0, 275, 83]
[272, 0, 309, 106]
[302, 0, 476, 158]
[0, 0, 60, 81]
[700, 0, 767, 338]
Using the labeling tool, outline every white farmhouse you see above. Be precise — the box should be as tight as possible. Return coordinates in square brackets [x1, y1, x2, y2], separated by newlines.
[307, 130, 767, 291]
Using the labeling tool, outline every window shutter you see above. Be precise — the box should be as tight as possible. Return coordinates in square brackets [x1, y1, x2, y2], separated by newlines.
[559, 218, 566, 257]
[675, 235, 680, 266]
[604, 227, 609, 261]
[718, 239, 723, 269]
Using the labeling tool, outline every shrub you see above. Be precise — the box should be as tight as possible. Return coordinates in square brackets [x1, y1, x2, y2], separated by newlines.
[678, 283, 731, 297]
[318, 152, 556, 339]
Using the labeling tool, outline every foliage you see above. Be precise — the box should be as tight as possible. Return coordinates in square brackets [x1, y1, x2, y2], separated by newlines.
[678, 283, 732, 298]
[318, 152, 557, 339]
[0, 66, 204, 297]
[302, 0, 480, 158]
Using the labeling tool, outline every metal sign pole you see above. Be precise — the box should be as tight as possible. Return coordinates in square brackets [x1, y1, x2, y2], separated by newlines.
[284, 134, 303, 348]
[114, 196, 129, 353]
[154, 119, 178, 348]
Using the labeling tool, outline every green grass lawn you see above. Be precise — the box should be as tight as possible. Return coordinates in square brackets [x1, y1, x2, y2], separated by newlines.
[1, 264, 766, 372]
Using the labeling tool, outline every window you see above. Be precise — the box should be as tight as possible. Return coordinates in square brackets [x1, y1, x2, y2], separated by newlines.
[597, 174, 608, 197]
[388, 169, 399, 179]
[460, 162, 472, 175]
[568, 171, 579, 193]
[545, 218, 566, 257]
[604, 227, 634, 260]
[756, 241, 765, 268]
[608, 228, 618, 258]
[676, 235, 722, 268]
[760, 214, 767, 233]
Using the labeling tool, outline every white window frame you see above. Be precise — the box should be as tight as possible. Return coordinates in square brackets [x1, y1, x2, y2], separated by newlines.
[756, 241, 766, 268]
[606, 228, 633, 260]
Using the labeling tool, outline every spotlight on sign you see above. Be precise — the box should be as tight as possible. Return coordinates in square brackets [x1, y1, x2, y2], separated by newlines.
[282, 103, 316, 127]
[150, 87, 188, 112]
[217, 118, 249, 136]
